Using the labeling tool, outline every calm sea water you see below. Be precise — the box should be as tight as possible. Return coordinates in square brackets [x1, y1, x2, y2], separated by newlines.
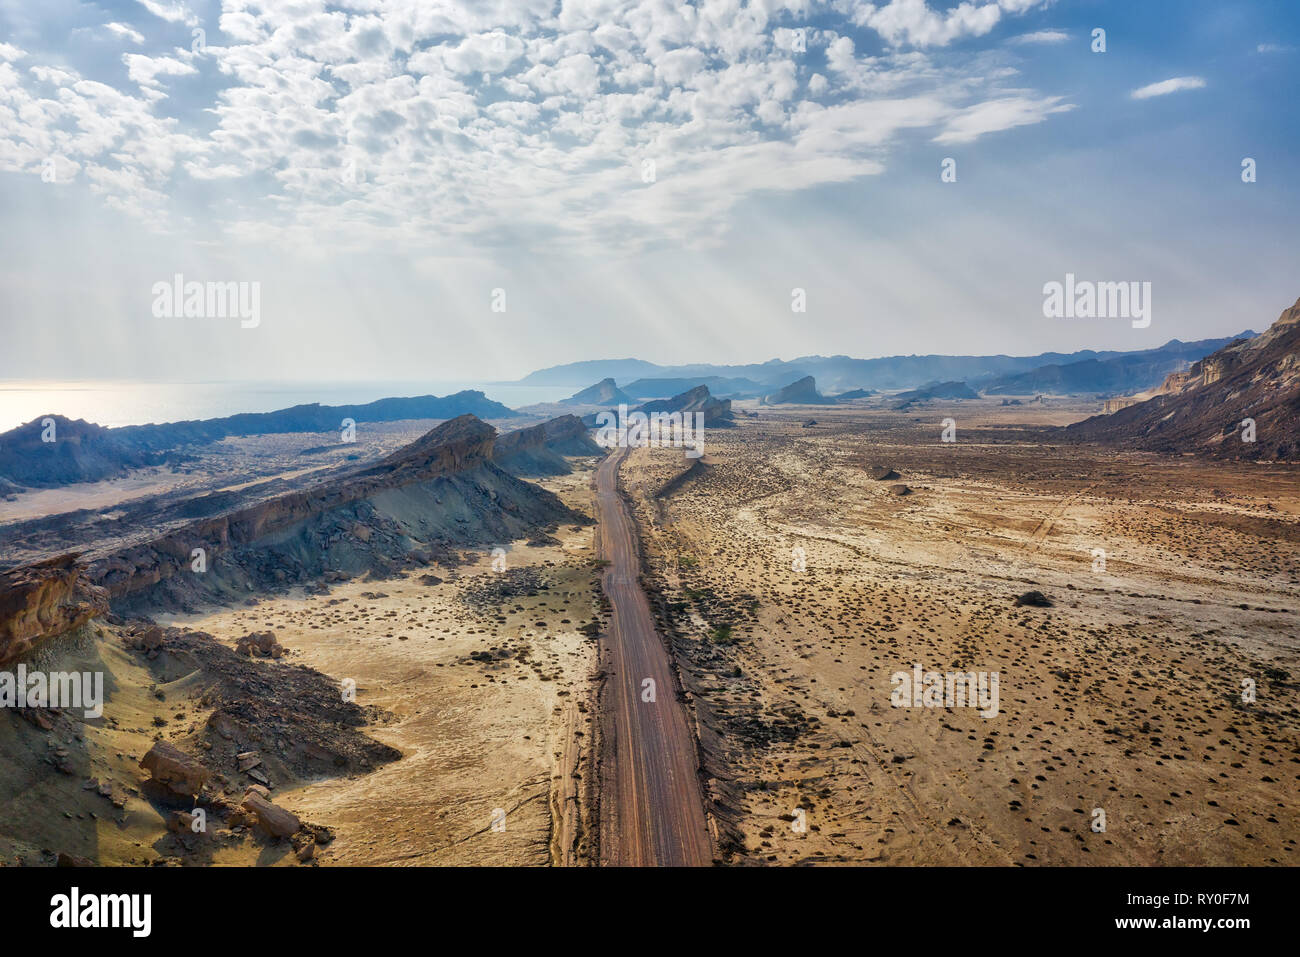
[0, 380, 573, 431]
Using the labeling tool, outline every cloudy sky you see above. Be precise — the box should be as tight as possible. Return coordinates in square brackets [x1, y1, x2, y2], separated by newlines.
[1, 0, 1297, 383]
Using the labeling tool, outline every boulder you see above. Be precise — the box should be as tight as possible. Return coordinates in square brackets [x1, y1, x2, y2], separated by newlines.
[139, 740, 210, 797]
[241, 790, 300, 838]
[235, 630, 284, 659]
[166, 810, 196, 834]
[1014, 590, 1054, 608]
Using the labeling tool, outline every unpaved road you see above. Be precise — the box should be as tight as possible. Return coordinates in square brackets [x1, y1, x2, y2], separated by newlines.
[594, 447, 712, 866]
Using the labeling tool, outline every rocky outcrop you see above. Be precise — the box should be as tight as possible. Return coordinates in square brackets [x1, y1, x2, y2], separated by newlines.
[892, 380, 978, 408]
[235, 630, 285, 658]
[561, 378, 631, 406]
[493, 415, 602, 476]
[1101, 397, 1142, 414]
[635, 385, 734, 425]
[0, 554, 109, 666]
[76, 415, 586, 611]
[1064, 297, 1300, 459]
[762, 376, 831, 405]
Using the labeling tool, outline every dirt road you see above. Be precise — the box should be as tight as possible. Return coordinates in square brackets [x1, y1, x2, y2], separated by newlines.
[594, 447, 712, 866]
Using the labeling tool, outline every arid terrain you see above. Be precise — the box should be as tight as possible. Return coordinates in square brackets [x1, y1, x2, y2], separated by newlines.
[620, 399, 1299, 865]
[2, 394, 1297, 868]
[0, 417, 610, 867]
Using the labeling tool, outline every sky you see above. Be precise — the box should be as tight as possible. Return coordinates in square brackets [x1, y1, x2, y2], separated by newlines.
[1, 0, 1297, 384]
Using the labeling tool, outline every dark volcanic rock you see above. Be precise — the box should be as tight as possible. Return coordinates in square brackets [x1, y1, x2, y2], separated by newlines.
[1014, 590, 1054, 607]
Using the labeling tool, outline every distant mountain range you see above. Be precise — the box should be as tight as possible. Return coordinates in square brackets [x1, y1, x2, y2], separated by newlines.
[518, 334, 1255, 395]
[0, 391, 515, 489]
[981, 333, 1256, 396]
[622, 376, 766, 399]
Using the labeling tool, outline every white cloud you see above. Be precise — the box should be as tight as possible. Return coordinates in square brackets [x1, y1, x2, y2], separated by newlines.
[122, 53, 198, 92]
[854, 0, 1051, 49]
[1130, 76, 1207, 100]
[934, 95, 1075, 144]
[0, 0, 1074, 253]
[106, 23, 146, 45]
[134, 0, 198, 28]
[1010, 30, 1069, 45]
[438, 32, 526, 75]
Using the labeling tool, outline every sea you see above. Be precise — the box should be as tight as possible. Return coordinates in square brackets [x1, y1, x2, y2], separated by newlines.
[0, 380, 574, 432]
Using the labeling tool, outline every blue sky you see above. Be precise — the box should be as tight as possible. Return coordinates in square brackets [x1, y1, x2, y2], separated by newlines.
[1, 0, 1297, 383]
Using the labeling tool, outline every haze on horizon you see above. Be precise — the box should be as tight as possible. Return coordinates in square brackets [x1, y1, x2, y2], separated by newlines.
[1, 0, 1297, 386]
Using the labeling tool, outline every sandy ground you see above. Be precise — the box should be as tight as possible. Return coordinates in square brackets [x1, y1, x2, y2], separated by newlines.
[620, 401, 1300, 865]
[157, 467, 602, 865]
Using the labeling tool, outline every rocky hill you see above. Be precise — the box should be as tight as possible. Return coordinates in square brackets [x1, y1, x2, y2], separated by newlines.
[636, 385, 734, 425]
[560, 378, 632, 406]
[1063, 298, 1300, 459]
[0, 415, 588, 634]
[892, 380, 978, 409]
[0, 416, 170, 487]
[493, 414, 603, 476]
[762, 376, 832, 405]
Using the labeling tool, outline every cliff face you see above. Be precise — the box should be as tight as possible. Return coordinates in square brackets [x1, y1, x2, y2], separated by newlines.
[88, 415, 501, 598]
[539, 414, 603, 455]
[0, 554, 109, 666]
[1064, 298, 1300, 459]
[73, 415, 586, 613]
[493, 414, 601, 476]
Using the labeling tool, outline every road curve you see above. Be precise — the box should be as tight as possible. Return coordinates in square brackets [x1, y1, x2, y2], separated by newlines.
[594, 447, 712, 866]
